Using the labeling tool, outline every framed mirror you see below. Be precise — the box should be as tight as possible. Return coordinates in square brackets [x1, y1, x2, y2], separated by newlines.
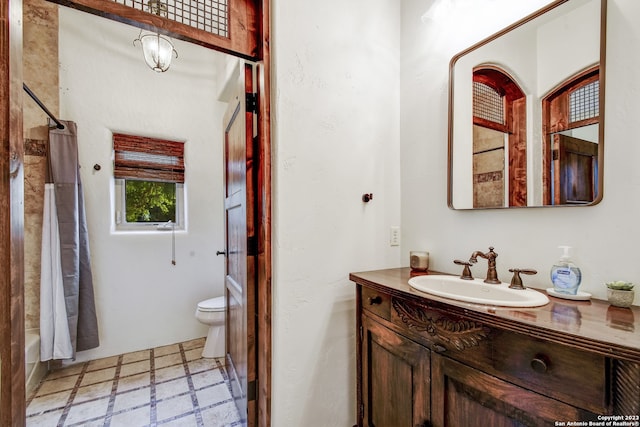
[448, 0, 606, 209]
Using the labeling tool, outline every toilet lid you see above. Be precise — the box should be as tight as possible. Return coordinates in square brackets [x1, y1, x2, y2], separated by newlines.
[197, 296, 225, 312]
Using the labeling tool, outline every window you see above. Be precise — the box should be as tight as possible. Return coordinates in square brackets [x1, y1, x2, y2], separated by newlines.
[113, 133, 185, 230]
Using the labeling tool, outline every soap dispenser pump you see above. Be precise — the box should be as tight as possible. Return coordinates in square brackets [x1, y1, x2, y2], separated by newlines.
[550, 246, 582, 295]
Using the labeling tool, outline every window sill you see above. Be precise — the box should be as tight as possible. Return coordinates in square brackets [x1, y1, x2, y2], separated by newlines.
[112, 226, 186, 234]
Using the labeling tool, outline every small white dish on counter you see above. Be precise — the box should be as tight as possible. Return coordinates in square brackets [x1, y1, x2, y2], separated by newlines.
[546, 288, 592, 301]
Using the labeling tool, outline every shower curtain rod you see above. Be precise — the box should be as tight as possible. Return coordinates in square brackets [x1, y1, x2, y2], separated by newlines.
[23, 83, 65, 130]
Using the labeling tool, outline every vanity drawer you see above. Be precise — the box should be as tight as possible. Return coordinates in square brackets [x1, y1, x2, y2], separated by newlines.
[360, 287, 391, 321]
[491, 330, 608, 413]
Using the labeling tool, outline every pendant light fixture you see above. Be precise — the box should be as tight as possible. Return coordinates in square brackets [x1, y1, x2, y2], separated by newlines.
[133, 0, 178, 72]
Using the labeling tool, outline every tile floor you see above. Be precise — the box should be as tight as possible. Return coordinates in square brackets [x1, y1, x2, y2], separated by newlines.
[26, 338, 243, 427]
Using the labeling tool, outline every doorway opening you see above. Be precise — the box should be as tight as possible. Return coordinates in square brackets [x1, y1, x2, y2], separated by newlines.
[0, 0, 271, 425]
[472, 66, 527, 208]
[542, 66, 600, 205]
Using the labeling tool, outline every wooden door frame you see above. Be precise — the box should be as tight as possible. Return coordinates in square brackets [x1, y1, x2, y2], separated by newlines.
[541, 66, 599, 206]
[1, 0, 25, 425]
[472, 66, 527, 208]
[0, 1, 272, 425]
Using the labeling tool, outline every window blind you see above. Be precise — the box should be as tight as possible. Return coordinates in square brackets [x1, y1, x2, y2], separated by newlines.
[113, 133, 185, 183]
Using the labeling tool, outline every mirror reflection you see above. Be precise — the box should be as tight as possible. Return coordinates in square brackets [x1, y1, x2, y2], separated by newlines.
[448, 0, 605, 209]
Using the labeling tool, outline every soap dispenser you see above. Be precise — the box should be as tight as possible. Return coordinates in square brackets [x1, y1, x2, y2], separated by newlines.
[550, 246, 582, 295]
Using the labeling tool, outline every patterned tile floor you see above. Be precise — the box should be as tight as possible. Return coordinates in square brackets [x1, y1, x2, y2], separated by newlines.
[26, 338, 243, 427]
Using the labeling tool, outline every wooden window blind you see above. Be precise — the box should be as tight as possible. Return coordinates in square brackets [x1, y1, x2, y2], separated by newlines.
[113, 133, 185, 183]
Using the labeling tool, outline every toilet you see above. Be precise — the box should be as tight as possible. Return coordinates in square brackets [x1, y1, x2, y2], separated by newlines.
[195, 296, 226, 358]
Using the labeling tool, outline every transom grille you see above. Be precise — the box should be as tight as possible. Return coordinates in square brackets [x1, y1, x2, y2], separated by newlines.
[570, 80, 599, 123]
[473, 82, 504, 125]
[116, 0, 229, 37]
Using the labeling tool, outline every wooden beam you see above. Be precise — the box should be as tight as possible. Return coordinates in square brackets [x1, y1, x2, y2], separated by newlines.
[48, 0, 261, 60]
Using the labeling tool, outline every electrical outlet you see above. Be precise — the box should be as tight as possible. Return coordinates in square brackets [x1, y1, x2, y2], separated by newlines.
[390, 226, 400, 246]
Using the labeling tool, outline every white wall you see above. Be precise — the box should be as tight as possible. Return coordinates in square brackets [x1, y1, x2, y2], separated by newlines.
[401, 0, 639, 305]
[271, 0, 401, 425]
[537, 0, 601, 96]
[58, 8, 230, 361]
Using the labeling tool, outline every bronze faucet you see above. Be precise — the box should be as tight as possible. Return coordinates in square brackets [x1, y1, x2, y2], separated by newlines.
[469, 246, 501, 284]
[453, 259, 474, 280]
[508, 268, 537, 290]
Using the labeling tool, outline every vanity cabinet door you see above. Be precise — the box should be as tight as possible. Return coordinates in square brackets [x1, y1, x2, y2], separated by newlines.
[361, 314, 431, 427]
[431, 353, 596, 427]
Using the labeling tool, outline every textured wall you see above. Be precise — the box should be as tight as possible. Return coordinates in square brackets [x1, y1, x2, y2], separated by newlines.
[23, 0, 58, 331]
[271, 0, 402, 425]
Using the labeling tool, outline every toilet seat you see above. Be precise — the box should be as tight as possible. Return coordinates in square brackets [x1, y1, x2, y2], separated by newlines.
[197, 296, 225, 312]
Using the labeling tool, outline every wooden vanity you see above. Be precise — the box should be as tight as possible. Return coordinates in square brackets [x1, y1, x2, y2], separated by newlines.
[350, 268, 640, 427]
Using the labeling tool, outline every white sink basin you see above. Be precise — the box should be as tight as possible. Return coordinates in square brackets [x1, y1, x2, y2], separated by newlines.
[408, 275, 549, 307]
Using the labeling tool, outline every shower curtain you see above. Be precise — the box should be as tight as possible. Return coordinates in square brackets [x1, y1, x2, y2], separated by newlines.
[40, 183, 72, 360]
[40, 121, 99, 361]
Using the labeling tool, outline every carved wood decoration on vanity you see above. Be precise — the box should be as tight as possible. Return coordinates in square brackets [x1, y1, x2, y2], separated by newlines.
[392, 298, 490, 351]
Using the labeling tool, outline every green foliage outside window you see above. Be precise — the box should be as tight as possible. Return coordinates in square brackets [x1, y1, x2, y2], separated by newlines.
[125, 180, 176, 222]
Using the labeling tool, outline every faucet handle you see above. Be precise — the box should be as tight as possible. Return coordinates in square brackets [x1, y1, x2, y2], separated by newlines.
[454, 259, 474, 280]
[508, 268, 537, 290]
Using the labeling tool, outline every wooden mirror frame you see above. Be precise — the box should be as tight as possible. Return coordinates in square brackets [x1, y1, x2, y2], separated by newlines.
[0, 0, 272, 425]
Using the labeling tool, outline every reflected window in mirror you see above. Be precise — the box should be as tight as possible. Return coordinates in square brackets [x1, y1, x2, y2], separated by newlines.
[472, 67, 526, 208]
[543, 66, 600, 205]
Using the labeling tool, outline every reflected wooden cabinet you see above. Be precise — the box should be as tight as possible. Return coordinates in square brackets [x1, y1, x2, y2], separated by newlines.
[353, 270, 640, 427]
